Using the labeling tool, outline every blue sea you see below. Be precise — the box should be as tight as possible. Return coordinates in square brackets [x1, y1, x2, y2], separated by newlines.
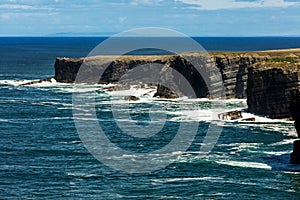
[1, 37, 300, 199]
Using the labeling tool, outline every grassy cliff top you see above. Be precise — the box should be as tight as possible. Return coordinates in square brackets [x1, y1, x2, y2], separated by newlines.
[57, 48, 300, 60]
[209, 49, 300, 57]
[56, 49, 300, 73]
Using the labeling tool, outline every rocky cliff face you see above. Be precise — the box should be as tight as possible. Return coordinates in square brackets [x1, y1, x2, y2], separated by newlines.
[55, 56, 170, 83]
[54, 53, 268, 98]
[214, 54, 267, 98]
[53, 51, 300, 118]
[55, 58, 83, 83]
[247, 62, 300, 119]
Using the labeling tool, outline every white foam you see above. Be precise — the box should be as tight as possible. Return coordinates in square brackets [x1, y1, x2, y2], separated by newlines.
[31, 101, 72, 107]
[72, 117, 98, 121]
[242, 112, 293, 123]
[0, 79, 36, 86]
[218, 110, 293, 124]
[216, 160, 272, 169]
[262, 151, 291, 156]
[107, 85, 157, 99]
[270, 138, 296, 146]
[230, 142, 262, 151]
[0, 79, 74, 89]
[66, 172, 100, 178]
[152, 176, 224, 183]
[59, 140, 81, 144]
[1, 80, 295, 124]
[169, 109, 212, 122]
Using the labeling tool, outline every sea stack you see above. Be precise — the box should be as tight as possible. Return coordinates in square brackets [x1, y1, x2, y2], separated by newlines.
[290, 89, 300, 164]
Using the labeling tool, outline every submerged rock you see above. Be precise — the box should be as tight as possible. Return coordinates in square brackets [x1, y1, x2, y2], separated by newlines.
[20, 78, 53, 86]
[105, 84, 131, 92]
[218, 110, 243, 120]
[241, 117, 256, 122]
[218, 110, 256, 121]
[125, 96, 140, 101]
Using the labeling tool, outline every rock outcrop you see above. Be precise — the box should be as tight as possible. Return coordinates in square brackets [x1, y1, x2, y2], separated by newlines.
[54, 54, 210, 98]
[247, 61, 300, 119]
[125, 96, 140, 101]
[52, 51, 300, 119]
[291, 140, 300, 164]
[290, 89, 300, 136]
[53, 53, 269, 98]
[55, 58, 83, 83]
[20, 77, 53, 86]
[290, 89, 300, 164]
[214, 54, 267, 98]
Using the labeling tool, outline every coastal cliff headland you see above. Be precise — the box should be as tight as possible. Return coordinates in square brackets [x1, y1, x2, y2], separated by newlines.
[52, 50, 300, 119]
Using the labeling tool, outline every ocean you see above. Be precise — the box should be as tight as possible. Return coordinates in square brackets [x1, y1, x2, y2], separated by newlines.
[1, 37, 300, 199]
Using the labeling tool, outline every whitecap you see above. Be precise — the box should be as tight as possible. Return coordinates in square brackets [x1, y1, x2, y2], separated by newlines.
[152, 176, 224, 183]
[0, 79, 36, 86]
[65, 172, 101, 178]
[216, 160, 272, 169]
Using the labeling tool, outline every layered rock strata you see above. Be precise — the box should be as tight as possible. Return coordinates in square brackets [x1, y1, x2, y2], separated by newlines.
[54, 53, 269, 98]
[247, 65, 299, 119]
[290, 89, 300, 164]
[52, 51, 300, 118]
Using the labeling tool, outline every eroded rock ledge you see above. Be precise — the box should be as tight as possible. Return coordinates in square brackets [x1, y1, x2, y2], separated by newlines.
[53, 51, 300, 119]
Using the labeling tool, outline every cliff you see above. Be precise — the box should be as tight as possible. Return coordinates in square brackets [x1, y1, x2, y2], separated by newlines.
[247, 60, 300, 118]
[54, 53, 268, 98]
[53, 51, 300, 118]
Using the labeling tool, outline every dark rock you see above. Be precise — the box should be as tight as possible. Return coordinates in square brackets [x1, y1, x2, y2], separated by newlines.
[290, 89, 300, 137]
[51, 52, 300, 119]
[125, 96, 140, 101]
[218, 110, 256, 121]
[218, 110, 243, 120]
[214, 54, 266, 99]
[54, 58, 83, 83]
[53, 53, 266, 99]
[290, 90, 300, 164]
[20, 78, 52, 86]
[247, 66, 299, 119]
[105, 84, 131, 92]
[153, 84, 178, 98]
[291, 140, 300, 164]
[241, 117, 256, 122]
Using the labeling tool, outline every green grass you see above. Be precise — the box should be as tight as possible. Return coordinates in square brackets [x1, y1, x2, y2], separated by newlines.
[266, 57, 298, 63]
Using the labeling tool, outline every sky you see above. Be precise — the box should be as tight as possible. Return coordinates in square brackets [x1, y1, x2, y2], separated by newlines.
[0, 0, 300, 36]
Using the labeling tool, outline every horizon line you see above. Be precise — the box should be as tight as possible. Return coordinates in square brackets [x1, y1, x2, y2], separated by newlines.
[1, 35, 300, 38]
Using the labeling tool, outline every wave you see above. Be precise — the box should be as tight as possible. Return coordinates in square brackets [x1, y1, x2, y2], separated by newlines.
[31, 101, 72, 107]
[107, 85, 157, 98]
[0, 78, 295, 125]
[65, 172, 102, 178]
[0, 79, 39, 86]
[152, 176, 224, 183]
[216, 160, 272, 169]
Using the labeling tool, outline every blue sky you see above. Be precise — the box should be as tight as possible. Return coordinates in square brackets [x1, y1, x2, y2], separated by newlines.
[0, 0, 300, 36]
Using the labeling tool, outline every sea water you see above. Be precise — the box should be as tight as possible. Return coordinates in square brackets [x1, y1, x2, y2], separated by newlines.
[1, 37, 300, 199]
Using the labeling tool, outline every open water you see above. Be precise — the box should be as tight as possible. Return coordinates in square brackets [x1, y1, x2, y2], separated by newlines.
[1, 37, 300, 199]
